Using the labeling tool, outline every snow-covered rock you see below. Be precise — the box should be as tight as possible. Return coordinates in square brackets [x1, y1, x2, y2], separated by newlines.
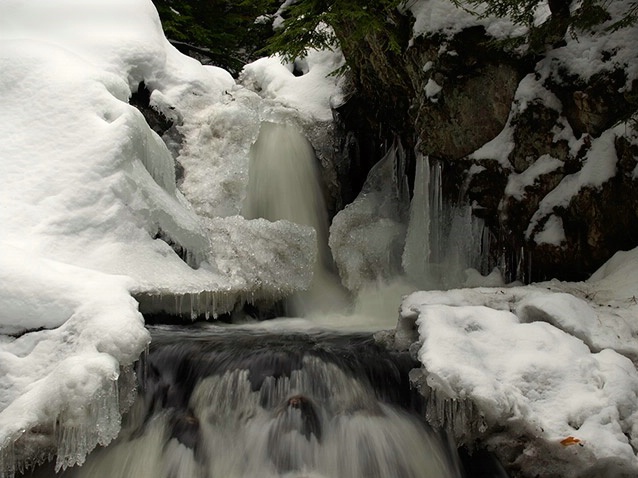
[400, 247, 638, 477]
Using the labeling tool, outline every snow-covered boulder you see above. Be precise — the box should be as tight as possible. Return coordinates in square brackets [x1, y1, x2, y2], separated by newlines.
[400, 247, 638, 477]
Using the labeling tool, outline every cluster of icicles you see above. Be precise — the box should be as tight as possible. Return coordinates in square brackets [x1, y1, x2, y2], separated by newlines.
[0, 367, 138, 478]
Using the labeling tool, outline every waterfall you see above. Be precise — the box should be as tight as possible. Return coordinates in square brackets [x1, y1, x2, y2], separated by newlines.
[19, 127, 509, 478]
[51, 326, 462, 478]
[242, 121, 347, 316]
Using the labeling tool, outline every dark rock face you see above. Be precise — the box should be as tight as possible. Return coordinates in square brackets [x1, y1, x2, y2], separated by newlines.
[560, 72, 636, 138]
[333, 11, 638, 283]
[405, 28, 522, 161]
[495, 72, 637, 282]
[129, 81, 173, 136]
[556, 135, 638, 278]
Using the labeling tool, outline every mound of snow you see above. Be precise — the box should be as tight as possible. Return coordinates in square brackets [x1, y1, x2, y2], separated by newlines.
[400, 247, 638, 477]
[0, 0, 317, 473]
[240, 47, 346, 123]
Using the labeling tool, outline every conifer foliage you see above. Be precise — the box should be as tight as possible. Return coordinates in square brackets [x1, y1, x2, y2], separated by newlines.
[262, 0, 404, 63]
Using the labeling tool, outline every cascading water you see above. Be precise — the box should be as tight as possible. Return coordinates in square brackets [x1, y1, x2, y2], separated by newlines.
[19, 123, 514, 478]
[242, 121, 348, 316]
[38, 326, 460, 478]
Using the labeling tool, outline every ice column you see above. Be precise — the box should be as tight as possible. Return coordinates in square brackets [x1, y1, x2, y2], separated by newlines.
[429, 160, 443, 264]
[402, 154, 431, 288]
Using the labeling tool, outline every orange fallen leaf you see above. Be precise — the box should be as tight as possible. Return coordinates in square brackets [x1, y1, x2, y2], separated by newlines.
[560, 436, 582, 446]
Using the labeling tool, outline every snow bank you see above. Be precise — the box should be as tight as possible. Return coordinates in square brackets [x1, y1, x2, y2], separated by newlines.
[0, 0, 317, 473]
[540, 0, 638, 88]
[400, 247, 638, 476]
[0, 246, 147, 473]
[240, 47, 346, 123]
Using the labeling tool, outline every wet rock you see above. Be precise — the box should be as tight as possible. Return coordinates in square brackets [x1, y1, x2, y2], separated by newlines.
[170, 409, 201, 450]
[280, 395, 322, 442]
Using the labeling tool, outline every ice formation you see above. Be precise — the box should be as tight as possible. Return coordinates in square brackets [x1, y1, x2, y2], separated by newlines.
[329, 143, 410, 292]
[402, 154, 432, 287]
[0, 0, 328, 473]
[330, 141, 491, 293]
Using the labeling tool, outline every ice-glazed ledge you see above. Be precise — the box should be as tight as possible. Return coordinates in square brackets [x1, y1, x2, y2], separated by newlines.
[0, 248, 150, 478]
[0, 366, 138, 477]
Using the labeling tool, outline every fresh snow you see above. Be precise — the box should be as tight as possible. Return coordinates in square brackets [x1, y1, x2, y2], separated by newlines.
[407, 0, 638, 89]
[469, 70, 634, 245]
[526, 124, 623, 240]
[401, 247, 638, 476]
[240, 47, 346, 123]
[0, 0, 329, 472]
[424, 79, 443, 101]
[405, 0, 527, 40]
[533, 214, 566, 246]
[504, 154, 564, 200]
[2, 0, 638, 477]
[541, 0, 638, 88]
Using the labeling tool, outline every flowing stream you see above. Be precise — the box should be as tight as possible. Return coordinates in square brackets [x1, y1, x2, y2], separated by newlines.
[51, 326, 462, 478]
[27, 121, 508, 478]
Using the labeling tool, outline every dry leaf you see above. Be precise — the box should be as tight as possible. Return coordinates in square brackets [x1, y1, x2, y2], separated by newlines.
[560, 436, 582, 446]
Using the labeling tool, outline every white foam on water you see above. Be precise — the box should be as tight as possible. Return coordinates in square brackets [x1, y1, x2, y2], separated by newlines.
[61, 355, 459, 478]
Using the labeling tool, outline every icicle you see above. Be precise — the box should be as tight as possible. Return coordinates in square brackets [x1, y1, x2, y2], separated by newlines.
[402, 153, 431, 288]
[516, 246, 525, 283]
[394, 140, 410, 209]
[430, 161, 443, 264]
[410, 369, 487, 447]
[189, 293, 196, 321]
[204, 292, 211, 317]
[0, 438, 15, 478]
[118, 365, 139, 412]
[480, 223, 492, 275]
[137, 344, 150, 392]
[55, 376, 122, 472]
